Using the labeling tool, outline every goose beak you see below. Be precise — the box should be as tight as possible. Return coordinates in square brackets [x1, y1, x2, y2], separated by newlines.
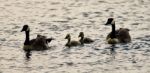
[65, 36, 68, 39]
[51, 37, 55, 40]
[105, 18, 114, 25]
[21, 29, 24, 32]
[105, 21, 111, 25]
[21, 27, 27, 32]
[78, 34, 81, 37]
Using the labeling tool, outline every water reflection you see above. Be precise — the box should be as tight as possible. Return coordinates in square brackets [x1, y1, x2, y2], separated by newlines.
[110, 44, 116, 59]
[24, 50, 32, 60]
[24, 58, 32, 73]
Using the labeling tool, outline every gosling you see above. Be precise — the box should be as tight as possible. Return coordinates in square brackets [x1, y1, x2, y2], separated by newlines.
[78, 32, 94, 45]
[65, 34, 80, 47]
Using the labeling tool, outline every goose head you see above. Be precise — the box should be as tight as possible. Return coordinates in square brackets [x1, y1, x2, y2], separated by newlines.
[78, 32, 84, 38]
[21, 25, 30, 32]
[65, 34, 71, 39]
[105, 18, 115, 25]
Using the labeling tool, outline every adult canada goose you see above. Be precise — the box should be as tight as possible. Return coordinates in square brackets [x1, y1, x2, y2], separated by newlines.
[65, 34, 80, 47]
[21, 25, 54, 51]
[78, 32, 94, 45]
[105, 18, 131, 44]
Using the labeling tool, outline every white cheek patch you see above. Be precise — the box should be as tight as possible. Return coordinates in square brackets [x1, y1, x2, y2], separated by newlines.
[26, 27, 30, 31]
[111, 20, 115, 24]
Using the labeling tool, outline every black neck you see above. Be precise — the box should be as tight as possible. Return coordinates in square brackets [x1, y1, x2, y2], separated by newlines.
[80, 37, 84, 45]
[111, 23, 116, 38]
[67, 38, 70, 44]
[24, 31, 30, 45]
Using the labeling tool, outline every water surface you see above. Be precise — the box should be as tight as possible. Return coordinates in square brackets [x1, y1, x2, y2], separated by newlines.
[0, 0, 150, 73]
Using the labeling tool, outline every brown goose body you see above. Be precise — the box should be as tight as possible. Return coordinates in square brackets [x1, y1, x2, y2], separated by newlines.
[117, 28, 131, 43]
[105, 18, 131, 44]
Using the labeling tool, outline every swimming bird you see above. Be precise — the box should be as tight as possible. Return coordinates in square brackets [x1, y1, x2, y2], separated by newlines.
[105, 18, 131, 44]
[78, 32, 94, 45]
[21, 25, 54, 51]
[65, 34, 80, 47]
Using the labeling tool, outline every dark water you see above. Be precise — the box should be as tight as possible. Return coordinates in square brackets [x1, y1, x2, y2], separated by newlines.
[0, 0, 150, 73]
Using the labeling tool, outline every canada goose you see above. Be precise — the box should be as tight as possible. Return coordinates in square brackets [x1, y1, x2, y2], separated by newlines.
[21, 25, 54, 51]
[105, 18, 131, 44]
[78, 32, 94, 45]
[65, 34, 80, 47]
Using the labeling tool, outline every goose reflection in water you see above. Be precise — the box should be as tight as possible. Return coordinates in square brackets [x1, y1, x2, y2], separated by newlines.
[110, 44, 116, 59]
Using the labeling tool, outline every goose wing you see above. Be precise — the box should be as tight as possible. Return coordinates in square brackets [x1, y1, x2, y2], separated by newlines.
[29, 39, 36, 45]
[46, 38, 54, 44]
[117, 28, 131, 43]
[29, 35, 50, 51]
